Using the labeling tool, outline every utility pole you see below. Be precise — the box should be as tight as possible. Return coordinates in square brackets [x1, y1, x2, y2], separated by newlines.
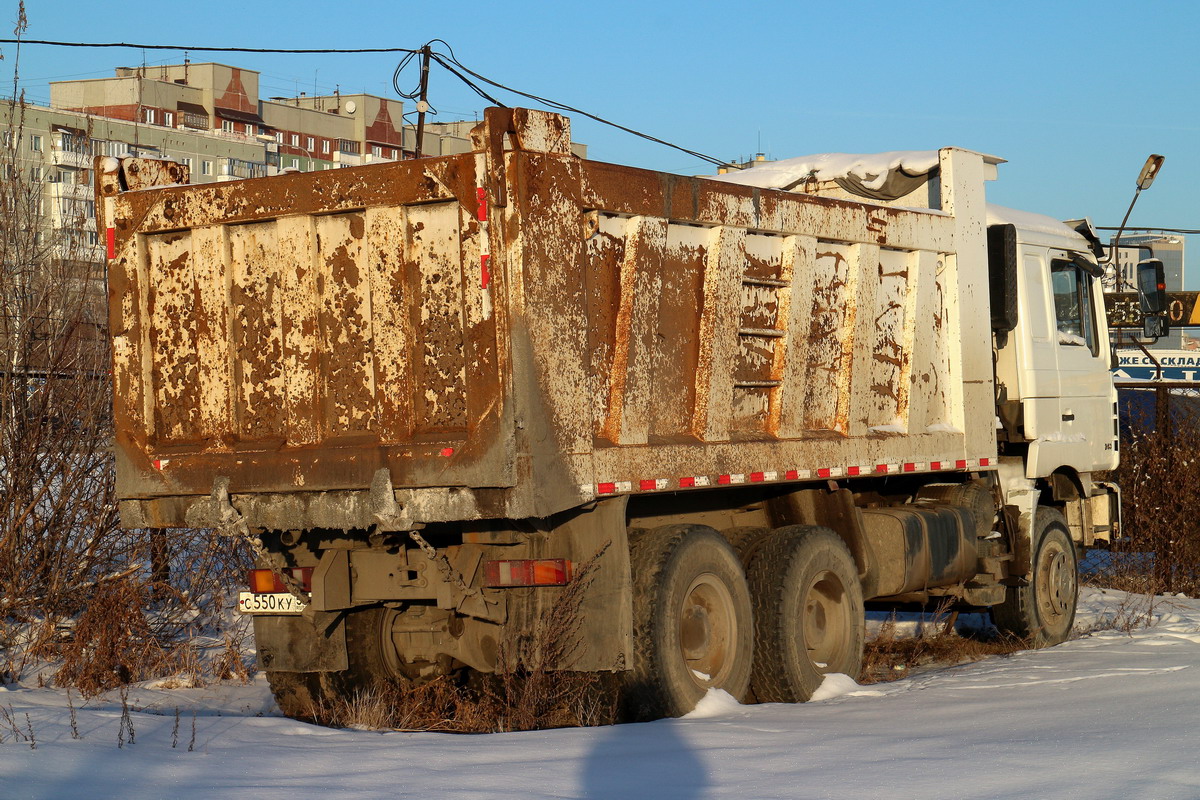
[413, 44, 431, 159]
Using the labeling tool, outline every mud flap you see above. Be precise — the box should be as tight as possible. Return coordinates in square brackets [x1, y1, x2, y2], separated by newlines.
[253, 611, 348, 672]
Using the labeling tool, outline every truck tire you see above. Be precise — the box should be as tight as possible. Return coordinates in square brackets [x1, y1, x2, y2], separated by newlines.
[267, 606, 405, 719]
[991, 507, 1077, 647]
[266, 671, 325, 721]
[746, 526, 864, 703]
[722, 526, 772, 566]
[624, 525, 754, 719]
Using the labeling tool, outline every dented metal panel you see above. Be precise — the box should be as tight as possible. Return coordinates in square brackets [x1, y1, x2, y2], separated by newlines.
[106, 108, 996, 531]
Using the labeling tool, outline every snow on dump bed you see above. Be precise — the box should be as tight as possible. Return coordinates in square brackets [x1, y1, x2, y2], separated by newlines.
[4, 588, 1200, 799]
[709, 150, 940, 191]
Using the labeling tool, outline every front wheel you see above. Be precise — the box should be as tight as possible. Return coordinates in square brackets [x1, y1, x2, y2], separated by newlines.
[746, 526, 864, 703]
[625, 525, 754, 720]
[992, 507, 1078, 647]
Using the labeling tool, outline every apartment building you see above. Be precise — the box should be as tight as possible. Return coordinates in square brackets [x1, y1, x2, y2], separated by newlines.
[15, 60, 580, 256]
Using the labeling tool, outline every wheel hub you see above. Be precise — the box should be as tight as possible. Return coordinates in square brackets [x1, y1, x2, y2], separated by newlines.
[679, 573, 736, 685]
[801, 571, 848, 668]
[1042, 548, 1075, 617]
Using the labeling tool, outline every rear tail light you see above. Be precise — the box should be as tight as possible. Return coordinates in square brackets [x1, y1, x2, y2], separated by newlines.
[483, 559, 573, 588]
[247, 567, 313, 594]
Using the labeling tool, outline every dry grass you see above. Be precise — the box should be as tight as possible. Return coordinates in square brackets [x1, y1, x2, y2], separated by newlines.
[860, 612, 1029, 684]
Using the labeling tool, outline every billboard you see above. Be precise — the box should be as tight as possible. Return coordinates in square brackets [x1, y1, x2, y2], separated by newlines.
[1115, 349, 1200, 381]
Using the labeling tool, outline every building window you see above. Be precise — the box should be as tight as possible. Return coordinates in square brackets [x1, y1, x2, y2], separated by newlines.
[201, 160, 212, 176]
[338, 139, 360, 154]
[290, 157, 299, 169]
[180, 157, 193, 169]
[306, 136, 315, 151]
[371, 145, 382, 157]
[321, 139, 330, 154]
[290, 134, 299, 147]
[163, 111, 174, 127]
[142, 108, 156, 124]
[222, 120, 234, 133]
[245, 123, 253, 135]
[29, 167, 40, 181]
[29, 134, 42, 152]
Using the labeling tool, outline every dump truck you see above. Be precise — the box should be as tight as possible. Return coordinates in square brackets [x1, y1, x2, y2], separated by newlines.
[99, 108, 1149, 720]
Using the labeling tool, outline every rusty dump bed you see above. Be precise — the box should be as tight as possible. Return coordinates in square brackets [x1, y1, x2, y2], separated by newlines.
[104, 108, 996, 531]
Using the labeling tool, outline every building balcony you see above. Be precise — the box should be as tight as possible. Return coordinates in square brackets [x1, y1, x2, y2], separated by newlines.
[48, 182, 92, 202]
[332, 150, 362, 166]
[51, 214, 97, 232]
[51, 149, 91, 169]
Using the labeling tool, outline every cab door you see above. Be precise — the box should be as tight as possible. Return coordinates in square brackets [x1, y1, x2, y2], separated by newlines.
[1020, 248, 1116, 476]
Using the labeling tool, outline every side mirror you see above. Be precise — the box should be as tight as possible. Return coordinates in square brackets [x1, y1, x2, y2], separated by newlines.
[1142, 315, 1167, 341]
[987, 224, 1018, 332]
[1137, 258, 1167, 314]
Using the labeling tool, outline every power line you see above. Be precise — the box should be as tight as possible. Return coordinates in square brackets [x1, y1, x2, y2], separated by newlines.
[1097, 226, 1200, 235]
[0, 38, 419, 54]
[6, 36, 732, 168]
[425, 48, 729, 167]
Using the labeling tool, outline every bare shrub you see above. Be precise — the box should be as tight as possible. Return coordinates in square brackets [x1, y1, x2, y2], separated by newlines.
[0, 11, 253, 686]
[0, 6, 127, 678]
[53, 582, 196, 696]
[1094, 389, 1200, 598]
[483, 543, 617, 731]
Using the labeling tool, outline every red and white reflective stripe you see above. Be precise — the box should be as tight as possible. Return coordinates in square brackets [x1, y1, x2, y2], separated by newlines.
[476, 187, 488, 222]
[581, 456, 995, 497]
[151, 458, 170, 470]
[106, 227, 116, 260]
[476, 187, 492, 290]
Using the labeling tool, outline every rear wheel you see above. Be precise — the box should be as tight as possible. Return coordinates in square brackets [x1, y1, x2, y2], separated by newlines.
[266, 671, 325, 721]
[992, 507, 1077, 647]
[722, 526, 772, 566]
[267, 606, 406, 719]
[747, 526, 864, 703]
[624, 525, 754, 719]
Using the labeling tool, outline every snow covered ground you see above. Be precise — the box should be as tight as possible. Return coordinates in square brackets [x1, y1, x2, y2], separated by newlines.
[3, 587, 1199, 800]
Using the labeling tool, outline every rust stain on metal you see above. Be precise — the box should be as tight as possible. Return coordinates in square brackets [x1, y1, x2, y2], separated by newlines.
[106, 109, 980, 527]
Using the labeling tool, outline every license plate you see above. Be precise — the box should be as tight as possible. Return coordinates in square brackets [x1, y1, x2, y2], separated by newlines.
[238, 591, 307, 615]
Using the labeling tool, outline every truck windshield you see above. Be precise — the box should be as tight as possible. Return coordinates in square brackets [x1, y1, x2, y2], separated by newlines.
[1050, 259, 1098, 355]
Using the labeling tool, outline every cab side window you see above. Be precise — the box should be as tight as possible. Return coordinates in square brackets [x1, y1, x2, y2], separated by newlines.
[1050, 260, 1097, 355]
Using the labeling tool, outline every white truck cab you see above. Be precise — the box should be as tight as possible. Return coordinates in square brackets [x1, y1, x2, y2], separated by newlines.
[987, 205, 1119, 550]
[988, 205, 1117, 479]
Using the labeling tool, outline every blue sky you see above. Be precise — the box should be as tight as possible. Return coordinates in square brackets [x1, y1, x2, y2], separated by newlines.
[8, 0, 1197, 283]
